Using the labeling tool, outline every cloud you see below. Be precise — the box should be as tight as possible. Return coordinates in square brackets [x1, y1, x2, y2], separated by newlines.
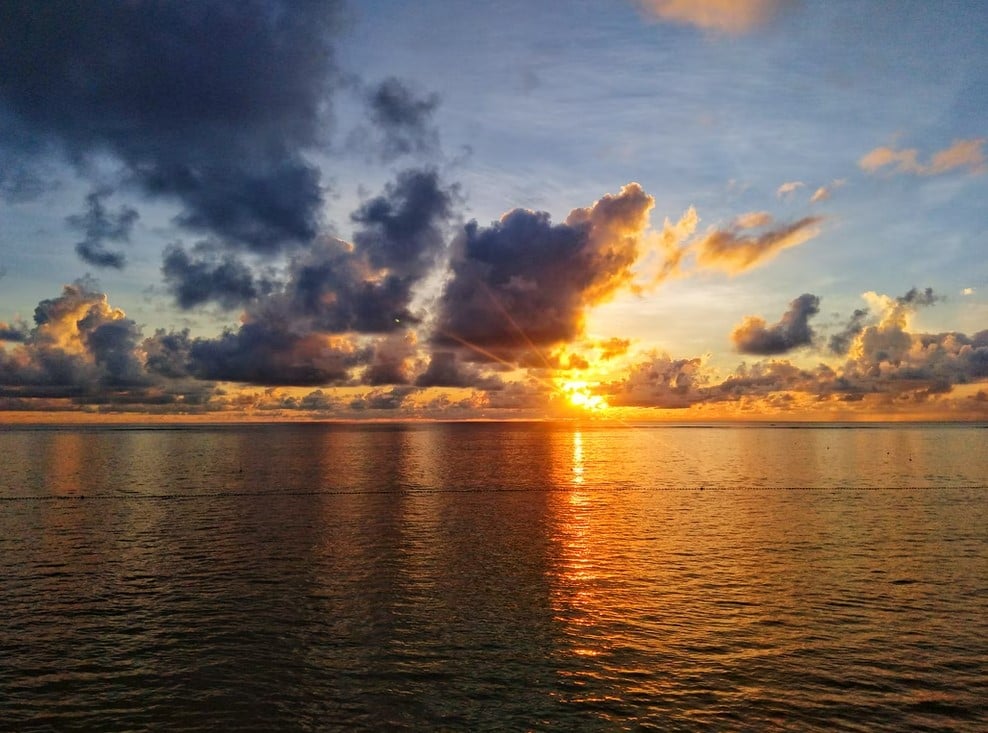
[187, 326, 368, 387]
[156, 168, 456, 385]
[693, 215, 822, 274]
[0, 321, 28, 342]
[638, 0, 787, 34]
[810, 178, 846, 203]
[434, 183, 653, 360]
[65, 187, 139, 269]
[845, 287, 942, 366]
[414, 351, 504, 390]
[732, 293, 820, 355]
[596, 337, 631, 360]
[162, 242, 275, 310]
[732, 211, 773, 229]
[363, 77, 441, 161]
[828, 308, 870, 355]
[362, 332, 417, 386]
[604, 352, 707, 408]
[776, 181, 804, 198]
[0, 281, 214, 408]
[0, 1, 342, 251]
[859, 139, 986, 176]
[163, 167, 454, 329]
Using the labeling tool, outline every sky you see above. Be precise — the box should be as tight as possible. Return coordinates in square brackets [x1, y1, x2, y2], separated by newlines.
[1, 0, 986, 421]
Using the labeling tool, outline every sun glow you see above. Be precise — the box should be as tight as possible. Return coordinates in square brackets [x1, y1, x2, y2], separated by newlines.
[560, 380, 609, 412]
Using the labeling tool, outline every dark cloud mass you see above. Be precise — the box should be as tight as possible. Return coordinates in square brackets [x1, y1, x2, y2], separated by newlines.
[162, 243, 273, 310]
[157, 168, 456, 385]
[435, 183, 653, 360]
[0, 321, 28, 342]
[898, 286, 941, 307]
[365, 77, 441, 160]
[66, 188, 139, 269]
[0, 0, 341, 251]
[732, 293, 820, 355]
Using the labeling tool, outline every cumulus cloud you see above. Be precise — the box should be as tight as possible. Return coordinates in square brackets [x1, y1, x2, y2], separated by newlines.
[604, 352, 707, 408]
[414, 351, 504, 390]
[162, 242, 275, 310]
[0, 1, 342, 252]
[859, 139, 986, 176]
[638, 0, 787, 34]
[0, 281, 213, 409]
[434, 183, 653, 360]
[362, 332, 417, 386]
[167, 168, 456, 384]
[732, 293, 820, 355]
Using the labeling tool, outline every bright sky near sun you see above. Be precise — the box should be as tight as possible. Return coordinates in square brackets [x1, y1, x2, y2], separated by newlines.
[0, 0, 986, 421]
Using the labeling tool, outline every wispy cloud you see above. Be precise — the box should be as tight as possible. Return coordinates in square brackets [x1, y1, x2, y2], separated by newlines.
[693, 216, 822, 274]
[859, 139, 986, 176]
[776, 180, 804, 198]
[810, 179, 846, 203]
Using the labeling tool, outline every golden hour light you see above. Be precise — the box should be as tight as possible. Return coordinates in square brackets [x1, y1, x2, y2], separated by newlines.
[559, 380, 609, 412]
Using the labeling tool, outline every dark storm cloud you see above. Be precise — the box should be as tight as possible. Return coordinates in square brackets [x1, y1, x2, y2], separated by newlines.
[365, 77, 441, 160]
[66, 188, 139, 269]
[162, 243, 274, 310]
[435, 183, 652, 360]
[732, 293, 820, 355]
[0, 0, 340, 251]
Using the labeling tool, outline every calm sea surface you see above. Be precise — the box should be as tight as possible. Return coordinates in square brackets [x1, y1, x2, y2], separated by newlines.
[1, 422, 986, 731]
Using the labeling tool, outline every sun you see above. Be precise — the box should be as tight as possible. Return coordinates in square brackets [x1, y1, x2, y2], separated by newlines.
[560, 380, 609, 412]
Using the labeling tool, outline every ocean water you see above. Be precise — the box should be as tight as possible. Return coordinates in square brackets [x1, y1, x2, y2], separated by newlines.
[1, 422, 986, 731]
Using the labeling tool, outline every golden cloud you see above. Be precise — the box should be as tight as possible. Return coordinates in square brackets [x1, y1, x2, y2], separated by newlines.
[638, 0, 786, 34]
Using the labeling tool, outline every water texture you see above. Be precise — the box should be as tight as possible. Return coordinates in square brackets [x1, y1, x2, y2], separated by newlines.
[1, 423, 986, 730]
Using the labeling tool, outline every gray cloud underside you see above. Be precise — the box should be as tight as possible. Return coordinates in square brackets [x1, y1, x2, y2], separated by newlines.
[0, 0, 341, 251]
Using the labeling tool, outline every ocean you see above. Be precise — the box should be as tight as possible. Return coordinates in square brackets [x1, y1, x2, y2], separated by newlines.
[1, 422, 985, 731]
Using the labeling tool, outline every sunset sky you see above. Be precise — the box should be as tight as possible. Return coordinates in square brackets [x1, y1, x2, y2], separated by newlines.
[1, 0, 986, 421]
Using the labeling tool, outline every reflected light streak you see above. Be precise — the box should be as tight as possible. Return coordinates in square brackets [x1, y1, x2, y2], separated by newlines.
[572, 431, 584, 485]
